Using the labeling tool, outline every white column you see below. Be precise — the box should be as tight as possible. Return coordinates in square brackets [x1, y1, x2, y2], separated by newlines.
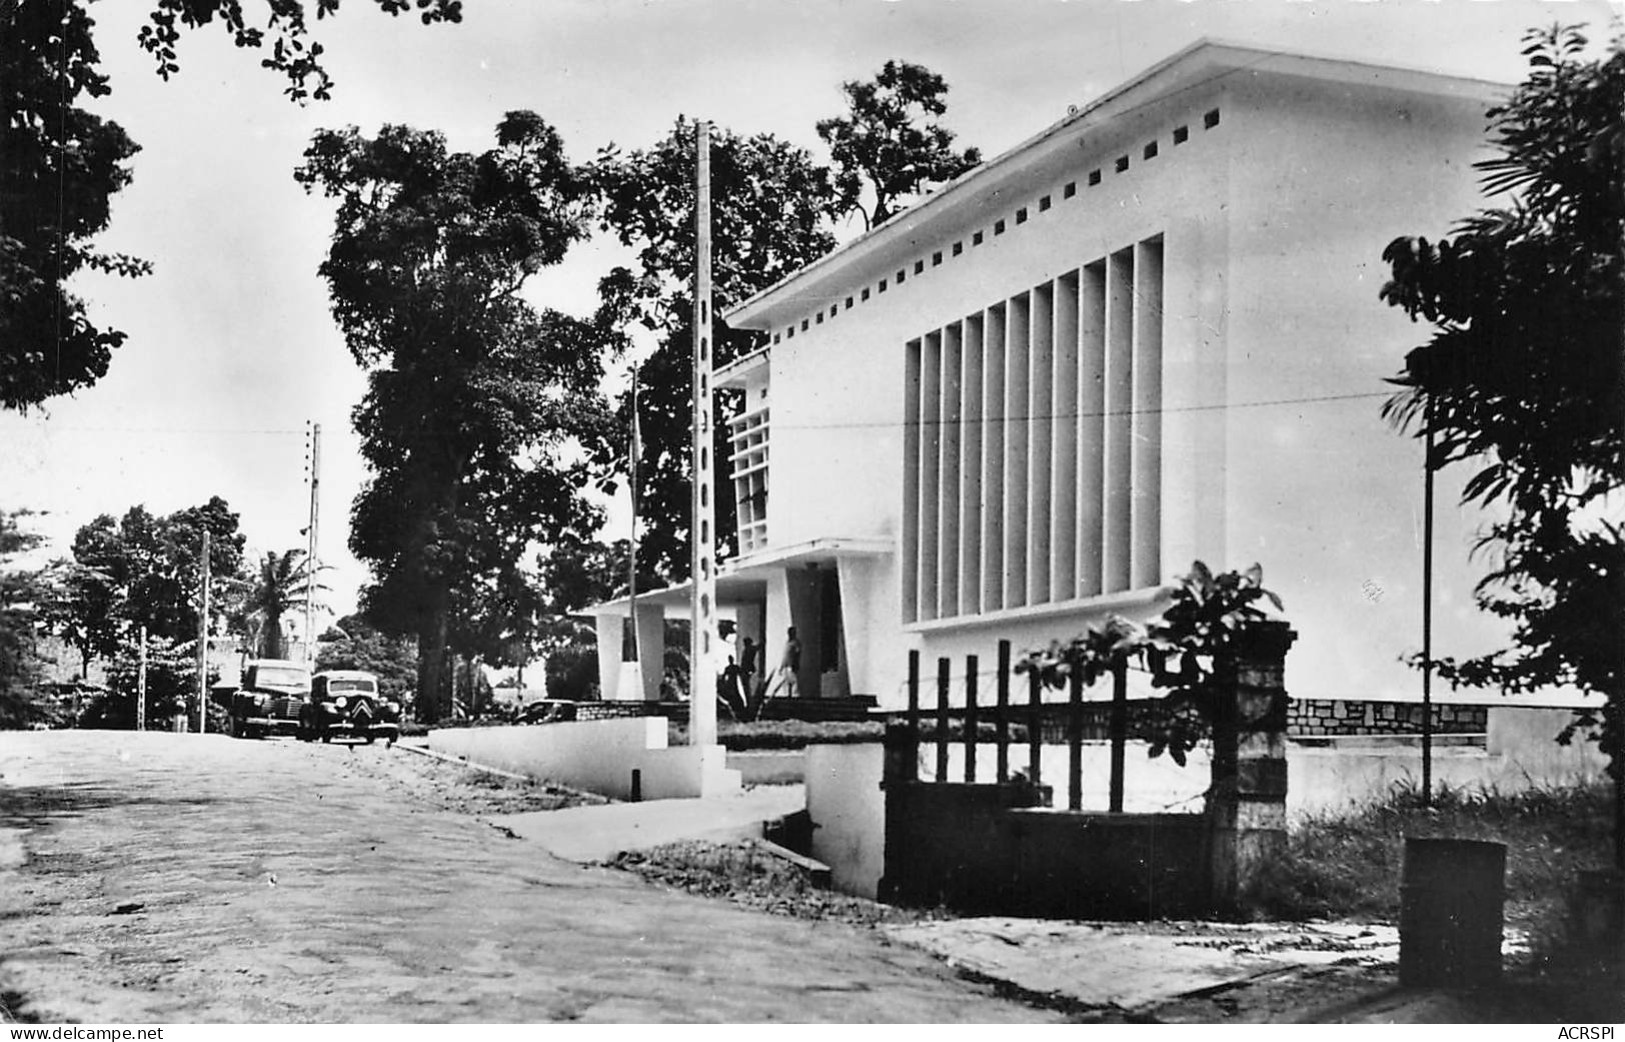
[1027, 283, 1054, 604]
[938, 324, 962, 618]
[918, 332, 942, 621]
[902, 340, 922, 622]
[959, 316, 984, 616]
[981, 306, 1007, 612]
[1078, 262, 1106, 597]
[1132, 236, 1165, 589]
[1051, 271, 1080, 600]
[1003, 294, 1030, 609]
[1104, 248, 1135, 593]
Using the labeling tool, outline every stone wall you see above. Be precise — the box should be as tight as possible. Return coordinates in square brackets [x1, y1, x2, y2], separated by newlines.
[1287, 698, 1486, 738]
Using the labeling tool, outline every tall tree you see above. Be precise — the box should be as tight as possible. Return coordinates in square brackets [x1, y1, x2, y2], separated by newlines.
[1378, 25, 1625, 867]
[235, 548, 318, 659]
[1, 0, 462, 413]
[816, 59, 983, 230]
[297, 112, 614, 723]
[589, 119, 837, 581]
[50, 498, 245, 666]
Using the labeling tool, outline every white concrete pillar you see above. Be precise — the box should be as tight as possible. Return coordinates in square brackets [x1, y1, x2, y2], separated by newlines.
[1003, 294, 1031, 608]
[1078, 261, 1106, 598]
[634, 601, 666, 701]
[938, 323, 963, 617]
[1132, 236, 1165, 589]
[836, 556, 874, 697]
[918, 332, 942, 621]
[958, 316, 985, 616]
[1104, 247, 1135, 593]
[981, 306, 1007, 612]
[594, 613, 623, 702]
[1027, 281, 1054, 605]
[1051, 271, 1080, 601]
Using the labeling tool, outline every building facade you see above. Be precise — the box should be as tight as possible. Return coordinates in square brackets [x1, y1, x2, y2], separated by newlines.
[591, 41, 1513, 710]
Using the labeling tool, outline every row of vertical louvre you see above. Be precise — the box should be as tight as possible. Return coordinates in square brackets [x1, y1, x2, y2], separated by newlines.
[904, 234, 1165, 623]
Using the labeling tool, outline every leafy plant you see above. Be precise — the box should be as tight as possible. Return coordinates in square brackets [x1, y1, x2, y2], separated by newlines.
[1378, 24, 1625, 867]
[1018, 561, 1284, 764]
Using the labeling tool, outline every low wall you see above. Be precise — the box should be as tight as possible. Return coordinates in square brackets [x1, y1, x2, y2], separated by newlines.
[1288, 697, 1486, 737]
[428, 720, 739, 800]
[806, 744, 886, 898]
[1290, 706, 1609, 819]
[726, 750, 804, 786]
[804, 705, 1606, 902]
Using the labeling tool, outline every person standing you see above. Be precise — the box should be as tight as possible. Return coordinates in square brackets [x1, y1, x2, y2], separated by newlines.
[769, 627, 801, 699]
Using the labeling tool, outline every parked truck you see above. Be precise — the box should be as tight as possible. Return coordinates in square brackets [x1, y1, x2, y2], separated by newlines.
[228, 659, 312, 739]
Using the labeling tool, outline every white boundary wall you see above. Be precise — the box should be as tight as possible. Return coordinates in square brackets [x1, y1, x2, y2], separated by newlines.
[805, 706, 1609, 900]
[428, 720, 739, 800]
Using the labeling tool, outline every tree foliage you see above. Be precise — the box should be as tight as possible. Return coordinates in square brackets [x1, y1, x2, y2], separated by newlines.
[134, 0, 464, 102]
[83, 632, 213, 730]
[1378, 25, 1625, 864]
[315, 613, 417, 708]
[1, 1, 149, 412]
[588, 119, 837, 580]
[1, 0, 463, 413]
[50, 499, 245, 661]
[1020, 562, 1284, 765]
[0, 510, 53, 727]
[297, 111, 614, 722]
[233, 548, 320, 659]
[816, 60, 982, 230]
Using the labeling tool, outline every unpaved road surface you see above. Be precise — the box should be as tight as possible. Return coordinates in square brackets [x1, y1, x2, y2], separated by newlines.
[0, 731, 1057, 1024]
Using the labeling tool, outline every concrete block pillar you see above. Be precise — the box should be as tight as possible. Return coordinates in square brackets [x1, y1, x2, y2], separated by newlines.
[633, 602, 665, 701]
[1207, 620, 1296, 914]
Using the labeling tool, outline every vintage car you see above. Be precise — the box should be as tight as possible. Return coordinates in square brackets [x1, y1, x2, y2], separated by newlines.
[229, 659, 312, 738]
[299, 670, 399, 744]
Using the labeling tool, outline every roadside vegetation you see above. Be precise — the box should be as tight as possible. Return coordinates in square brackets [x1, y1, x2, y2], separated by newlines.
[1254, 781, 1613, 927]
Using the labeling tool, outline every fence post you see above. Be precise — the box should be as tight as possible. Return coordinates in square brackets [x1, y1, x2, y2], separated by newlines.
[907, 649, 921, 743]
[964, 655, 978, 783]
[935, 657, 951, 783]
[1109, 661, 1128, 813]
[1027, 667, 1042, 788]
[995, 641, 1010, 783]
[1208, 621, 1296, 914]
[1068, 666, 1084, 812]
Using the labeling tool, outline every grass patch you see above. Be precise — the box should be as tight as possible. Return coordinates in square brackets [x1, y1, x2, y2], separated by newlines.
[1250, 780, 1615, 934]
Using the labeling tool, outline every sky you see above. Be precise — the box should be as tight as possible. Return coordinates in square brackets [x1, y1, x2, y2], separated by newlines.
[4, 0, 1619, 639]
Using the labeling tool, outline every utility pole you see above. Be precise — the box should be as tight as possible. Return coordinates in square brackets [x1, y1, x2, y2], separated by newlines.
[689, 119, 717, 749]
[305, 422, 322, 663]
[137, 625, 148, 732]
[1421, 399, 1435, 805]
[198, 528, 210, 735]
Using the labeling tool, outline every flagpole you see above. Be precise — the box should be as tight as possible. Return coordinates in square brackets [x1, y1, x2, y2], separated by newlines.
[627, 365, 641, 670]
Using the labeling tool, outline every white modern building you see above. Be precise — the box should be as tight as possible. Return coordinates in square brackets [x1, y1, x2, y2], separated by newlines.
[589, 40, 1517, 710]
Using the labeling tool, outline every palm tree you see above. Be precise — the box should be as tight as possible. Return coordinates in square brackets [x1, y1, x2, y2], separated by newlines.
[239, 550, 319, 660]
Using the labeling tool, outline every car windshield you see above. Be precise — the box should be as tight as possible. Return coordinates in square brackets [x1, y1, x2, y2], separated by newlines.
[257, 667, 310, 688]
[327, 679, 375, 693]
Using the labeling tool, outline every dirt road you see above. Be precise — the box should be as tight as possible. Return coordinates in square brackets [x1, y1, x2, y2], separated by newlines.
[0, 731, 1057, 1024]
